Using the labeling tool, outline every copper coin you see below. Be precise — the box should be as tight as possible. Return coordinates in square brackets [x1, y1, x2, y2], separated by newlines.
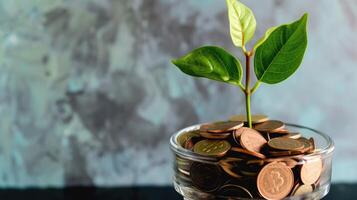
[270, 128, 290, 134]
[220, 157, 244, 163]
[268, 150, 301, 157]
[218, 184, 253, 198]
[220, 164, 243, 179]
[183, 136, 201, 150]
[190, 162, 222, 192]
[233, 127, 246, 138]
[265, 132, 271, 141]
[292, 184, 313, 196]
[246, 160, 265, 167]
[177, 130, 200, 147]
[265, 158, 298, 168]
[241, 160, 264, 176]
[183, 138, 195, 150]
[219, 157, 244, 178]
[232, 128, 248, 146]
[219, 157, 244, 167]
[257, 162, 294, 199]
[254, 120, 285, 132]
[239, 127, 267, 153]
[193, 140, 231, 157]
[200, 131, 231, 139]
[240, 170, 259, 177]
[313, 177, 321, 189]
[200, 121, 243, 133]
[297, 137, 313, 153]
[229, 114, 269, 124]
[300, 158, 323, 185]
[283, 132, 302, 139]
[232, 129, 242, 146]
[309, 137, 316, 151]
[281, 159, 298, 168]
[268, 137, 304, 151]
[231, 147, 266, 159]
[290, 183, 300, 195]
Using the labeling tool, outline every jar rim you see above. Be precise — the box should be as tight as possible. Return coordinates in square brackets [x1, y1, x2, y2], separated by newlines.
[170, 123, 335, 163]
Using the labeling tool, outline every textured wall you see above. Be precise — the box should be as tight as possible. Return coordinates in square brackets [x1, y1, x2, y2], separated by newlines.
[0, 0, 356, 187]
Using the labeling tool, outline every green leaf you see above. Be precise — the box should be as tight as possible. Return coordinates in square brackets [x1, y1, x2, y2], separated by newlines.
[226, 0, 256, 48]
[172, 46, 243, 87]
[253, 26, 278, 51]
[254, 13, 308, 84]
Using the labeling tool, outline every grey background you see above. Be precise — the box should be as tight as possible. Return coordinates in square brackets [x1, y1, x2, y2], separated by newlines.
[0, 0, 356, 187]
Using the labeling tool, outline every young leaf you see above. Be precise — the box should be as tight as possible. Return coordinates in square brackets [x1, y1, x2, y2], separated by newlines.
[254, 14, 308, 84]
[226, 0, 256, 48]
[172, 46, 243, 87]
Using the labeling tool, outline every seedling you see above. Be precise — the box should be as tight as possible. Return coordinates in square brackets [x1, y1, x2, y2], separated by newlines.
[172, 0, 308, 128]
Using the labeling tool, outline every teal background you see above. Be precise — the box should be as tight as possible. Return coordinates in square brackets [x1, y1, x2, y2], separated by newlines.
[0, 0, 356, 186]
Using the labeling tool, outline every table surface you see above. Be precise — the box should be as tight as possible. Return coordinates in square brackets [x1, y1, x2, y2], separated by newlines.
[0, 184, 354, 200]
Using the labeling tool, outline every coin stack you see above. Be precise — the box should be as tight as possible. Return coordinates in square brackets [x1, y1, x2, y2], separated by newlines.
[175, 115, 324, 199]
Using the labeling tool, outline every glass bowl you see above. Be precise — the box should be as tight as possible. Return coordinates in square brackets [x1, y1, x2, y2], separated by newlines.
[170, 123, 334, 200]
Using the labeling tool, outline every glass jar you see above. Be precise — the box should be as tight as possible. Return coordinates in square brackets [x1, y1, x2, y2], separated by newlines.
[170, 123, 334, 200]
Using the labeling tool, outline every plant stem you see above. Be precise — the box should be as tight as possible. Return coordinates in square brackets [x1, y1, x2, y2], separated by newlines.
[251, 81, 261, 94]
[238, 84, 245, 92]
[245, 53, 252, 128]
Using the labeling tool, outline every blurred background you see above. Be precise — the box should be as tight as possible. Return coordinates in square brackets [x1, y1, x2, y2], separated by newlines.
[0, 0, 356, 188]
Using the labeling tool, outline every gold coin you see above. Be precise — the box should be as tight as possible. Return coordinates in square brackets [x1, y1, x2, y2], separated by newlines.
[239, 127, 267, 153]
[254, 120, 285, 132]
[292, 184, 313, 196]
[257, 162, 294, 200]
[300, 158, 323, 185]
[193, 140, 231, 157]
[229, 114, 269, 124]
[200, 121, 244, 133]
[177, 130, 200, 147]
[268, 137, 304, 151]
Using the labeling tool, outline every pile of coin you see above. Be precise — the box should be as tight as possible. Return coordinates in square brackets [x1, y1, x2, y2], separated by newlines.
[174, 115, 323, 199]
